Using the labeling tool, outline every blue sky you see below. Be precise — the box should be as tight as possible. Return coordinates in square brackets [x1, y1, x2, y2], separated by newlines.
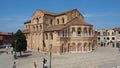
[0, 0, 120, 32]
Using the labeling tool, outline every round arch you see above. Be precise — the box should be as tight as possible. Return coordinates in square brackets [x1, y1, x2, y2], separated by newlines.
[77, 43, 82, 51]
[71, 42, 76, 51]
[77, 27, 81, 36]
[83, 42, 87, 51]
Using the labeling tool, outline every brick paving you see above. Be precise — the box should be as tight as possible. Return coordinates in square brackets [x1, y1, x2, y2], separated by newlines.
[0, 47, 120, 68]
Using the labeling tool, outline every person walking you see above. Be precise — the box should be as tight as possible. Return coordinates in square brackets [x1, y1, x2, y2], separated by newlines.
[33, 62, 37, 68]
[6, 46, 8, 54]
[12, 61, 16, 68]
[11, 47, 13, 54]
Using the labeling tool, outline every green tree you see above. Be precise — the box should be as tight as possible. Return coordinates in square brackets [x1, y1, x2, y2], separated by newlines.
[12, 29, 27, 56]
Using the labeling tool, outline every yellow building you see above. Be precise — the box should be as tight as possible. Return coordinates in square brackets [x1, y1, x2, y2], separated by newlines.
[106, 29, 116, 47]
[23, 9, 97, 53]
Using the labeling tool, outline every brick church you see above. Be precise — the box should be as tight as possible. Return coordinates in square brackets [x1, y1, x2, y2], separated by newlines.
[23, 9, 97, 53]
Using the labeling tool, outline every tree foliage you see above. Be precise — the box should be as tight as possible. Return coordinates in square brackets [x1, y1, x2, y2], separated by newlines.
[12, 29, 27, 55]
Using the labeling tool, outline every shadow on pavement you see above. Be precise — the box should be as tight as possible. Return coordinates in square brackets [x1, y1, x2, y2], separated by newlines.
[24, 51, 32, 53]
[0, 45, 6, 49]
[0, 51, 6, 55]
[18, 54, 32, 58]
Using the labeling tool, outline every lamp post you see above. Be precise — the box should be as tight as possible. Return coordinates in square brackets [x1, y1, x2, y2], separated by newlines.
[14, 40, 17, 59]
[49, 44, 52, 68]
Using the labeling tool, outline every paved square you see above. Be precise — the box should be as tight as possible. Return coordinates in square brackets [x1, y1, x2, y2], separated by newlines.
[1, 47, 120, 68]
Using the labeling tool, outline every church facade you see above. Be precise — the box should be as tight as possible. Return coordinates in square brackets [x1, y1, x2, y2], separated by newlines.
[23, 9, 97, 53]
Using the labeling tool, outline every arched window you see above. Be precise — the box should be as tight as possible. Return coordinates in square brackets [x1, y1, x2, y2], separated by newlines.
[72, 27, 75, 32]
[77, 43, 82, 51]
[72, 43, 76, 46]
[36, 18, 39, 23]
[98, 32, 100, 36]
[58, 32, 60, 36]
[62, 31, 64, 37]
[77, 27, 81, 36]
[33, 26, 35, 31]
[62, 18, 64, 23]
[50, 19, 53, 25]
[72, 42, 76, 51]
[36, 25, 38, 31]
[40, 25, 42, 30]
[84, 27, 87, 33]
[46, 33, 48, 40]
[112, 32, 114, 35]
[98, 37, 100, 41]
[50, 33, 53, 40]
[57, 19, 59, 24]
[112, 37, 115, 40]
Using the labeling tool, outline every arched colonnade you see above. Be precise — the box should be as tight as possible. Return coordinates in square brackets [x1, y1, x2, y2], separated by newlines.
[60, 41, 93, 53]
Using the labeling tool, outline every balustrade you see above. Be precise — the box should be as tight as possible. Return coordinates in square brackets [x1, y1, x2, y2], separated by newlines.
[57, 34, 93, 38]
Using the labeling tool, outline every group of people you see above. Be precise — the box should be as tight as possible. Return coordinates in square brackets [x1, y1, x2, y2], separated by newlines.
[33, 58, 47, 68]
[11, 47, 47, 68]
[6, 46, 13, 54]
[13, 58, 47, 68]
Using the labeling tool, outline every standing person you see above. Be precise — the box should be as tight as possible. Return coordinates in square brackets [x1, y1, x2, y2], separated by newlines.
[38, 48, 39, 52]
[44, 63, 47, 68]
[13, 61, 16, 68]
[6, 46, 8, 54]
[33, 62, 37, 68]
[43, 58, 47, 68]
[43, 58, 45, 68]
[11, 47, 13, 54]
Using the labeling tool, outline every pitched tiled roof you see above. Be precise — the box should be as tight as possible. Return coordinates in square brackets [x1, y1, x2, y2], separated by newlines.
[36, 9, 82, 17]
[24, 20, 31, 24]
[113, 27, 120, 31]
[37, 9, 56, 15]
[55, 9, 77, 16]
[45, 24, 65, 31]
[0, 32, 12, 35]
[65, 17, 92, 27]
[45, 17, 92, 32]
[23, 29, 30, 33]
[0, 36, 3, 40]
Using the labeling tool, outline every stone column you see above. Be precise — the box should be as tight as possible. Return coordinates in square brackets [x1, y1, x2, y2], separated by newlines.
[76, 44, 77, 53]
[81, 27, 84, 37]
[82, 46, 84, 53]
[87, 28, 89, 37]
[89, 44, 92, 52]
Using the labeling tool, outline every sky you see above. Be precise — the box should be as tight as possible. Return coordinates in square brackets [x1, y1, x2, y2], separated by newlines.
[0, 0, 120, 33]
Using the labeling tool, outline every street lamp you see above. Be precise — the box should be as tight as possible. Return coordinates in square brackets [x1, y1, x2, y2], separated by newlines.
[49, 44, 52, 68]
[14, 40, 17, 59]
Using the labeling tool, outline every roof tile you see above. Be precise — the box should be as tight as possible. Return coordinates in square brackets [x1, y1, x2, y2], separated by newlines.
[45, 17, 92, 31]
